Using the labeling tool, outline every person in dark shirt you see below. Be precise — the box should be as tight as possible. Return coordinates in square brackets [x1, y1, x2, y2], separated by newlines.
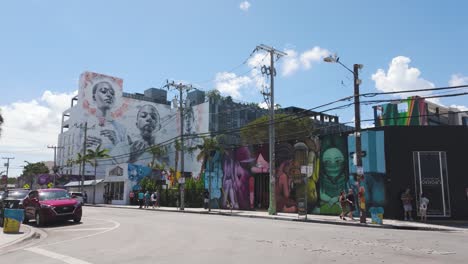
[347, 188, 356, 220]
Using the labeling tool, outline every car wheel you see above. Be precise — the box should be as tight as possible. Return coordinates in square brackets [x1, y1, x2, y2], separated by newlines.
[73, 216, 81, 223]
[35, 212, 44, 227]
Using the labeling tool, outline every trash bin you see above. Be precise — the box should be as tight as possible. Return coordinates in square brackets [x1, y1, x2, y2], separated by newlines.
[370, 207, 384, 225]
[3, 209, 25, 233]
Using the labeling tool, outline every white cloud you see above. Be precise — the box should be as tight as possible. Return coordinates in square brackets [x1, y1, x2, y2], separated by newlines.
[371, 56, 435, 100]
[449, 74, 468, 86]
[214, 72, 252, 99]
[239, 1, 251, 11]
[300, 46, 330, 69]
[450, 105, 468, 111]
[0, 90, 77, 176]
[280, 46, 330, 76]
[258, 102, 269, 109]
[282, 49, 300, 76]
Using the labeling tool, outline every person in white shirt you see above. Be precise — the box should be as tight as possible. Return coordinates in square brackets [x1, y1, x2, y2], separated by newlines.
[419, 193, 430, 222]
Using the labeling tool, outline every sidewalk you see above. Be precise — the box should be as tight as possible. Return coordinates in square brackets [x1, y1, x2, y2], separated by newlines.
[87, 203, 466, 232]
[0, 224, 37, 250]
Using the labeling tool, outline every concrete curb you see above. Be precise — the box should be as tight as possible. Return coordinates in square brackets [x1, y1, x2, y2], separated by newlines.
[86, 204, 460, 232]
[0, 224, 41, 250]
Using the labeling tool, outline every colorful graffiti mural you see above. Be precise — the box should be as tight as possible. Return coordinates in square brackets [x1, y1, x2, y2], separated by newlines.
[195, 132, 388, 218]
[313, 135, 348, 215]
[348, 130, 386, 221]
[375, 96, 428, 126]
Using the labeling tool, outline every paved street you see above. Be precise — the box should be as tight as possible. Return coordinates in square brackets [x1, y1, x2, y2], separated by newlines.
[1, 206, 467, 264]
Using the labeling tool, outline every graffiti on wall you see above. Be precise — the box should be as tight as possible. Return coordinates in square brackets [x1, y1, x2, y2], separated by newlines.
[348, 130, 386, 223]
[60, 71, 210, 179]
[314, 135, 348, 215]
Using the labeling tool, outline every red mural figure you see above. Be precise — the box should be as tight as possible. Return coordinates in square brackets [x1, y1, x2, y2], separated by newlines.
[275, 143, 297, 213]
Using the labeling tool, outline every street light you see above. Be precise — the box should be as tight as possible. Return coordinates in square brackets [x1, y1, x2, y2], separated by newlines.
[324, 54, 366, 224]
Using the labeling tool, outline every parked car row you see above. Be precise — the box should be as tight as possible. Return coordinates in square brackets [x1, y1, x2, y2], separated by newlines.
[0, 188, 82, 227]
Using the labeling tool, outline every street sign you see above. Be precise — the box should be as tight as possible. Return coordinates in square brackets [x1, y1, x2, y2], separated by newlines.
[356, 166, 364, 175]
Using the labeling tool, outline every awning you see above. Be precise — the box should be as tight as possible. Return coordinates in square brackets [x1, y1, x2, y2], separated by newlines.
[64, 179, 104, 187]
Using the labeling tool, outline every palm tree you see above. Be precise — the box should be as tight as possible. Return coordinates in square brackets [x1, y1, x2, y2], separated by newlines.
[86, 145, 110, 204]
[196, 136, 224, 211]
[173, 140, 181, 175]
[75, 152, 91, 192]
[148, 145, 167, 169]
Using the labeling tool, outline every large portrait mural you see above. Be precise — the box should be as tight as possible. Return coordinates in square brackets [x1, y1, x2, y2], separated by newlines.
[62, 71, 209, 179]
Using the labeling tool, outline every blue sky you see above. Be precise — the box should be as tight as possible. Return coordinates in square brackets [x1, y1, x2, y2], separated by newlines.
[1, 0, 467, 177]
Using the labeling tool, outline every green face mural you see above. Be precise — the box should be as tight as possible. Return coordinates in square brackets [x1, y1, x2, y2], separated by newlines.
[314, 135, 348, 215]
[322, 148, 345, 177]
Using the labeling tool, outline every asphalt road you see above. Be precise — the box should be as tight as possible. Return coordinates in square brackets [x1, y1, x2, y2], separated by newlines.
[0, 206, 467, 264]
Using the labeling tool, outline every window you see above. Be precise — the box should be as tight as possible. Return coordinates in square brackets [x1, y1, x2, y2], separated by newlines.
[108, 182, 124, 200]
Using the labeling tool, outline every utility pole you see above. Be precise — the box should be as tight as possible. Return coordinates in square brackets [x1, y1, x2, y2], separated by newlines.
[2, 157, 14, 191]
[48, 145, 64, 187]
[324, 54, 365, 223]
[165, 80, 192, 211]
[352, 63, 366, 224]
[254, 44, 287, 215]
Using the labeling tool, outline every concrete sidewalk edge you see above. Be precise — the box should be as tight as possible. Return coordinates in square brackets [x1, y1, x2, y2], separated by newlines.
[0, 225, 40, 250]
[86, 204, 460, 232]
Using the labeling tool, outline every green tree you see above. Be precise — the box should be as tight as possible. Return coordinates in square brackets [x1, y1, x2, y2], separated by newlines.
[206, 89, 222, 102]
[74, 152, 92, 191]
[22, 161, 50, 188]
[240, 113, 315, 145]
[173, 140, 181, 174]
[148, 145, 167, 169]
[195, 136, 223, 179]
[86, 145, 110, 204]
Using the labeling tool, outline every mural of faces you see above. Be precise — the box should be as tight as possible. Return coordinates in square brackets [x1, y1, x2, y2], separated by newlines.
[93, 81, 116, 112]
[137, 105, 160, 140]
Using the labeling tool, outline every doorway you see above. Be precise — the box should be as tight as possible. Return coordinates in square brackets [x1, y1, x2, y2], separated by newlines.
[413, 151, 451, 217]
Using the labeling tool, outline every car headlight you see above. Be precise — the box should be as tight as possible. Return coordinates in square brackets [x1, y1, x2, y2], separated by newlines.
[40, 204, 53, 209]
[74, 201, 81, 207]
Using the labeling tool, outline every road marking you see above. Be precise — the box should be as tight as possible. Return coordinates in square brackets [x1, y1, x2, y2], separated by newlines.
[52, 227, 112, 232]
[26, 247, 92, 264]
[37, 218, 120, 247]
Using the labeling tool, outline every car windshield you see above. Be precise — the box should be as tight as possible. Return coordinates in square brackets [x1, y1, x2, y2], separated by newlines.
[7, 190, 29, 199]
[39, 190, 71, 201]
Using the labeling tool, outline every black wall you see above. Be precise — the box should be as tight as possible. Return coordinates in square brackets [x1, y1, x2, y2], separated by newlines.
[378, 126, 468, 219]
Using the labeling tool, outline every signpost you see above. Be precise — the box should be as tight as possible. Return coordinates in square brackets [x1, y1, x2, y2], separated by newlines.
[299, 165, 314, 220]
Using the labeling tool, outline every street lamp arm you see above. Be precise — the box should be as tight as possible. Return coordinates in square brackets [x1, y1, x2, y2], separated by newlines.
[337, 61, 355, 76]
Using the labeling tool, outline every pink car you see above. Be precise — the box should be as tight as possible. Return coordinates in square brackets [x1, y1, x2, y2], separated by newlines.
[23, 188, 82, 226]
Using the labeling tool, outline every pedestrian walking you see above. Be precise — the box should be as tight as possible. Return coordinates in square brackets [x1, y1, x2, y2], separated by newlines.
[155, 190, 160, 208]
[144, 191, 151, 209]
[419, 193, 429, 222]
[401, 188, 413, 221]
[347, 188, 356, 220]
[129, 191, 135, 205]
[83, 191, 88, 204]
[203, 189, 210, 209]
[151, 191, 157, 209]
[138, 190, 144, 209]
[339, 191, 350, 220]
